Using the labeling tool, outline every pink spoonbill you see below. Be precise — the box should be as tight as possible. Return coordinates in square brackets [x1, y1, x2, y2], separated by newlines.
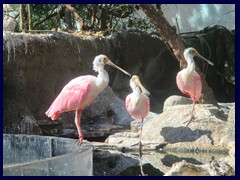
[126, 75, 150, 148]
[176, 47, 214, 126]
[46, 55, 131, 144]
[125, 75, 150, 176]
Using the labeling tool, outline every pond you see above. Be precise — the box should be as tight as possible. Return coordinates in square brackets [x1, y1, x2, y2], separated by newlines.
[93, 149, 227, 176]
[3, 134, 228, 176]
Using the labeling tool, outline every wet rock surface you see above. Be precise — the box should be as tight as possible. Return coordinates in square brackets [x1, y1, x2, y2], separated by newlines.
[91, 148, 229, 176]
[106, 96, 234, 153]
[164, 158, 234, 176]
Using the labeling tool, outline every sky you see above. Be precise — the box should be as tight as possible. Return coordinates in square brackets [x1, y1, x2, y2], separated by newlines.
[161, 4, 235, 33]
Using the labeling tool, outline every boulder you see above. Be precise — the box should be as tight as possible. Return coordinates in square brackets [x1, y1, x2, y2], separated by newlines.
[164, 159, 234, 176]
[82, 86, 134, 127]
[105, 98, 233, 153]
[142, 103, 229, 152]
[163, 95, 192, 111]
[227, 104, 235, 141]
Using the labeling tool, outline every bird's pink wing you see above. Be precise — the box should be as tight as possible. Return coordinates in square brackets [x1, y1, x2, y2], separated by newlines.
[176, 73, 189, 96]
[46, 76, 94, 120]
[145, 96, 150, 108]
[144, 96, 150, 117]
[193, 75, 202, 101]
[125, 95, 132, 115]
[176, 73, 202, 101]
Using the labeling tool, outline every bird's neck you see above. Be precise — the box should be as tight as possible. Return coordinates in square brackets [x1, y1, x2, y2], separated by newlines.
[186, 56, 196, 75]
[132, 86, 141, 99]
[130, 87, 142, 107]
[96, 69, 109, 90]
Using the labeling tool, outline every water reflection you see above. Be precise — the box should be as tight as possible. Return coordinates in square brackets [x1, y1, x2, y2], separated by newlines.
[93, 149, 227, 176]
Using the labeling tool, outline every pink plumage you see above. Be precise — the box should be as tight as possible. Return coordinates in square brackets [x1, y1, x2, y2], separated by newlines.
[46, 75, 94, 120]
[125, 95, 150, 120]
[176, 72, 202, 101]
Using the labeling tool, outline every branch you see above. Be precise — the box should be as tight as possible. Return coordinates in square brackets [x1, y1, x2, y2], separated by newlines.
[140, 4, 186, 69]
[33, 12, 58, 29]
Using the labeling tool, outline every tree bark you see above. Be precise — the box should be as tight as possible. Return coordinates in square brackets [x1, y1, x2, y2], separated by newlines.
[20, 4, 27, 32]
[140, 4, 217, 105]
[90, 4, 98, 29]
[99, 8, 108, 30]
[64, 8, 73, 31]
[62, 4, 85, 31]
[27, 4, 32, 30]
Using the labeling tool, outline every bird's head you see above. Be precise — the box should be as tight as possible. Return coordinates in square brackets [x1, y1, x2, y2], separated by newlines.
[93, 54, 131, 77]
[184, 48, 214, 66]
[130, 75, 150, 96]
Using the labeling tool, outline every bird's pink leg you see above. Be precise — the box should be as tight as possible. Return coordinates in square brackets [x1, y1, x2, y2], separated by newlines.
[75, 109, 88, 144]
[139, 118, 144, 150]
[184, 100, 196, 126]
[138, 120, 147, 176]
[138, 151, 147, 176]
[131, 119, 144, 148]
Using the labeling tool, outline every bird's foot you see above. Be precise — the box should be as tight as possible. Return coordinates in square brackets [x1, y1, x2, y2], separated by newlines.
[183, 115, 195, 127]
[131, 141, 142, 147]
[139, 173, 148, 176]
[75, 138, 89, 146]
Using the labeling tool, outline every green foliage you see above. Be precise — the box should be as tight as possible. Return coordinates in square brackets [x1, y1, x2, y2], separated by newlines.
[4, 4, 158, 33]
[31, 4, 60, 30]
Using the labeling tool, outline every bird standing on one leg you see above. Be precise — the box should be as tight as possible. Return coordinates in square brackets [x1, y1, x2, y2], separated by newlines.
[125, 75, 150, 176]
[176, 47, 214, 126]
[46, 55, 131, 144]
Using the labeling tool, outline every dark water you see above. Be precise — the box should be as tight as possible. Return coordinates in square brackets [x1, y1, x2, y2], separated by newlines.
[3, 134, 228, 176]
[93, 149, 227, 176]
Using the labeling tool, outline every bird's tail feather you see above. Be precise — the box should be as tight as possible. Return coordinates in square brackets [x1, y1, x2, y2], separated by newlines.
[45, 107, 60, 120]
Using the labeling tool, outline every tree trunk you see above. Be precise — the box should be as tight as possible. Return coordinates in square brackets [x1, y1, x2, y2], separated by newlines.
[62, 4, 85, 31]
[64, 9, 73, 31]
[27, 4, 32, 31]
[99, 8, 108, 30]
[90, 4, 98, 29]
[140, 4, 217, 105]
[20, 4, 27, 32]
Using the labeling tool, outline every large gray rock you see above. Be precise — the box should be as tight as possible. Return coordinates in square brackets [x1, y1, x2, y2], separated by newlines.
[163, 95, 192, 111]
[142, 103, 229, 152]
[227, 104, 235, 141]
[130, 112, 158, 132]
[164, 159, 234, 176]
[83, 86, 133, 127]
[105, 103, 230, 153]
